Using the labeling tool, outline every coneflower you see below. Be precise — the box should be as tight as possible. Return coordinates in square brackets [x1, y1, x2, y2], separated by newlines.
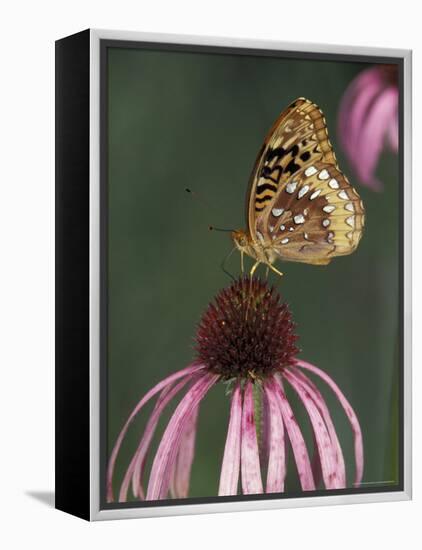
[107, 277, 363, 502]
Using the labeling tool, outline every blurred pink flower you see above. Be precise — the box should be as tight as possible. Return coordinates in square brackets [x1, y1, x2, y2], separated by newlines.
[107, 277, 364, 502]
[338, 65, 398, 191]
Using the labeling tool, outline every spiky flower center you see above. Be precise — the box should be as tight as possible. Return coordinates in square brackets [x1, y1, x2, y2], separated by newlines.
[195, 277, 298, 380]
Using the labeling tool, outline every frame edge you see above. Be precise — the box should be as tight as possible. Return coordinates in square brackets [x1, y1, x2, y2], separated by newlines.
[88, 29, 412, 521]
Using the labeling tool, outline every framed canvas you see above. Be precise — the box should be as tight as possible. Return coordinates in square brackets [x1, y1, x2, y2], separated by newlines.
[55, 29, 412, 521]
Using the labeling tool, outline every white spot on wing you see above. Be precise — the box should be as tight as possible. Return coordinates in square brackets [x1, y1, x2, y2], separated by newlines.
[281, 238, 289, 244]
[309, 189, 321, 200]
[328, 178, 339, 189]
[338, 190, 349, 200]
[323, 205, 336, 213]
[304, 166, 318, 177]
[345, 202, 354, 212]
[269, 225, 275, 232]
[280, 225, 285, 231]
[322, 219, 330, 228]
[346, 216, 355, 228]
[286, 181, 298, 194]
[293, 214, 305, 224]
[272, 208, 284, 217]
[298, 185, 310, 199]
[318, 169, 330, 180]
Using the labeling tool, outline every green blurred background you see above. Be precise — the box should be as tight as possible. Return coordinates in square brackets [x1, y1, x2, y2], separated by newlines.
[106, 46, 400, 500]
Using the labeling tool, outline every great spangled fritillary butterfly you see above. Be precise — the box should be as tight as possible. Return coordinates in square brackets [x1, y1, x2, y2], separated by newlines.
[231, 98, 365, 277]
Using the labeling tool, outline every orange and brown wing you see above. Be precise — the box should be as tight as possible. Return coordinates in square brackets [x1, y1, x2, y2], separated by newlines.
[255, 162, 365, 265]
[246, 98, 338, 241]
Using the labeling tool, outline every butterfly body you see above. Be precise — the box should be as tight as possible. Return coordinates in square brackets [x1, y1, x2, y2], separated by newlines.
[232, 229, 279, 268]
[233, 98, 365, 274]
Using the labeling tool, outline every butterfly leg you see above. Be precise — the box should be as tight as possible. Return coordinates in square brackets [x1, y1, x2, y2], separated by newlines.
[250, 261, 260, 278]
[241, 250, 244, 274]
[262, 249, 283, 278]
[267, 263, 284, 278]
[246, 261, 261, 316]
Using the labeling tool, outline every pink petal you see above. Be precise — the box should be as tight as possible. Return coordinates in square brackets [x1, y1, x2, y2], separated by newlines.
[169, 404, 199, 499]
[283, 370, 343, 490]
[272, 375, 315, 491]
[259, 389, 271, 467]
[218, 383, 242, 496]
[339, 67, 385, 164]
[264, 380, 286, 493]
[386, 109, 399, 152]
[311, 433, 323, 488]
[287, 367, 346, 487]
[241, 381, 263, 495]
[119, 377, 191, 502]
[295, 359, 364, 486]
[106, 363, 205, 502]
[146, 373, 218, 500]
[354, 86, 398, 189]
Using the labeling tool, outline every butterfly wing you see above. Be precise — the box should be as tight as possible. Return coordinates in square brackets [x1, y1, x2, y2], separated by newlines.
[246, 98, 338, 240]
[255, 162, 365, 265]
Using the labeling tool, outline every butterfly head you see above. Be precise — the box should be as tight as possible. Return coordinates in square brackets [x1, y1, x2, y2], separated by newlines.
[231, 229, 264, 265]
[231, 229, 250, 251]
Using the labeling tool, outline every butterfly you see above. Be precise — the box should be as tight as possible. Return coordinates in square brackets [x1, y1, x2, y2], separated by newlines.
[231, 98, 365, 277]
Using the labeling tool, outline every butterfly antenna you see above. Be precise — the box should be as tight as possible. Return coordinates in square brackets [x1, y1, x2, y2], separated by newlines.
[209, 226, 235, 233]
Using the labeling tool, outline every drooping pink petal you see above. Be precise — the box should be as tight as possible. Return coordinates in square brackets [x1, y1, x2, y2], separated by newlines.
[283, 370, 343, 490]
[119, 377, 191, 502]
[218, 383, 242, 496]
[241, 381, 263, 495]
[286, 366, 346, 486]
[339, 67, 385, 163]
[310, 433, 323, 488]
[264, 380, 286, 493]
[354, 86, 398, 189]
[272, 375, 315, 491]
[169, 404, 199, 499]
[146, 372, 218, 500]
[259, 388, 271, 467]
[106, 363, 205, 502]
[295, 359, 364, 486]
[132, 379, 190, 499]
[386, 108, 399, 152]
